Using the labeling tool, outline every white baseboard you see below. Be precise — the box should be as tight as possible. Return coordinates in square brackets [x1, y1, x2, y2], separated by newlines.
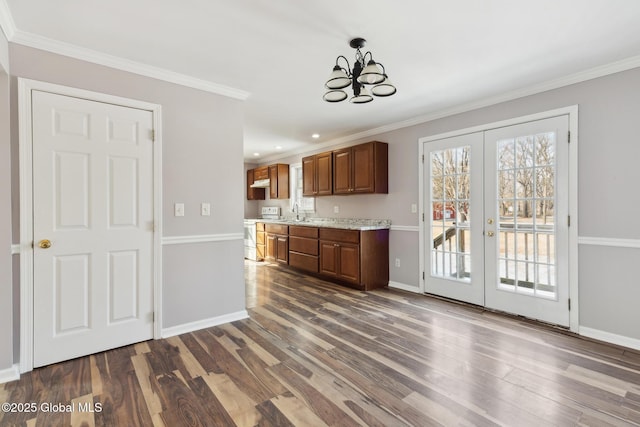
[388, 281, 421, 293]
[161, 310, 249, 338]
[579, 326, 640, 351]
[0, 364, 20, 384]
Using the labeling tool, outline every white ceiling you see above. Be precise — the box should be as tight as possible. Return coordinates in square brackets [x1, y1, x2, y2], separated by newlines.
[4, 0, 640, 161]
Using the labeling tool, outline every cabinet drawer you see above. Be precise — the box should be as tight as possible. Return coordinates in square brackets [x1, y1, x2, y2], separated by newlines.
[265, 223, 288, 235]
[289, 225, 319, 238]
[319, 228, 360, 244]
[289, 252, 318, 273]
[289, 236, 318, 255]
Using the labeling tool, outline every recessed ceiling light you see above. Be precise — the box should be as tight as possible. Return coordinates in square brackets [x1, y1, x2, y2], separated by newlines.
[312, 133, 320, 139]
[253, 152, 260, 156]
[275, 145, 283, 150]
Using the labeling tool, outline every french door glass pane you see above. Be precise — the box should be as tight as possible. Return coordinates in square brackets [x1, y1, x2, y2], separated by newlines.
[496, 132, 557, 299]
[430, 146, 471, 282]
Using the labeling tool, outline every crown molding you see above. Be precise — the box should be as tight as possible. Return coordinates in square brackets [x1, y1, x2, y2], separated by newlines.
[261, 54, 640, 163]
[0, 0, 15, 40]
[9, 30, 251, 100]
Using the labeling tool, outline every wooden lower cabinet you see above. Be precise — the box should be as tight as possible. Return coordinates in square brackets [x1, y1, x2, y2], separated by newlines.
[258, 222, 389, 290]
[288, 225, 319, 273]
[264, 223, 288, 264]
[319, 241, 360, 285]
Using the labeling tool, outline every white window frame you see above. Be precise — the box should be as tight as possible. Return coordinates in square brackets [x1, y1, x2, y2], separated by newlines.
[289, 163, 315, 214]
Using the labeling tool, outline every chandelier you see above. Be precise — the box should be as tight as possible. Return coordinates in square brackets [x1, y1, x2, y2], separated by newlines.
[323, 38, 396, 104]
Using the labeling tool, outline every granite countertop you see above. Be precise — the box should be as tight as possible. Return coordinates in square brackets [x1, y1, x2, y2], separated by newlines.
[248, 217, 391, 231]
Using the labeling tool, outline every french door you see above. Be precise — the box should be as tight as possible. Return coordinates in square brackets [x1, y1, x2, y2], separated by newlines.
[424, 115, 570, 326]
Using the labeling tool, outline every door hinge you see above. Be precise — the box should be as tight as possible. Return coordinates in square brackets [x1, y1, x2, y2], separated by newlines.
[422, 213, 425, 222]
[568, 298, 571, 311]
[151, 129, 155, 142]
[567, 130, 570, 143]
[421, 154, 424, 163]
[422, 271, 425, 280]
[567, 215, 571, 227]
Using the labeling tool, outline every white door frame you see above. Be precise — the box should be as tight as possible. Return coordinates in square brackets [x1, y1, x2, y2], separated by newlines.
[18, 78, 163, 373]
[418, 106, 579, 332]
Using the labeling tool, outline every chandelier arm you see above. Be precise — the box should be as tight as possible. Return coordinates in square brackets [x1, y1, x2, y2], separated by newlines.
[335, 55, 352, 75]
[362, 51, 373, 64]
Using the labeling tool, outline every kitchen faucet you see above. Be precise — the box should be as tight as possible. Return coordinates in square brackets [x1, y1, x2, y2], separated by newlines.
[293, 203, 300, 221]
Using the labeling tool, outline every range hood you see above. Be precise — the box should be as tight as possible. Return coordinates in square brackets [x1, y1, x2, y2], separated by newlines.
[250, 178, 270, 188]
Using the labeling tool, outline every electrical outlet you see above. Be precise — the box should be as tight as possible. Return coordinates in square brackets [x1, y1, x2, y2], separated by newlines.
[395, 258, 401, 267]
[201, 203, 211, 216]
[333, 205, 340, 214]
[174, 203, 185, 217]
[411, 203, 418, 213]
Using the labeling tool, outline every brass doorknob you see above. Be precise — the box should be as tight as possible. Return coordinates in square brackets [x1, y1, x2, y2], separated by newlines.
[487, 231, 495, 237]
[38, 239, 52, 249]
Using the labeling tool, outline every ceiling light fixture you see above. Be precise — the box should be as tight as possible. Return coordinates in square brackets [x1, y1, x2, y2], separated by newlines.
[323, 38, 396, 104]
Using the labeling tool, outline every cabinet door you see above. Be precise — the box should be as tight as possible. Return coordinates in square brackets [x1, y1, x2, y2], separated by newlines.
[333, 148, 352, 194]
[302, 156, 316, 196]
[352, 143, 375, 193]
[269, 164, 290, 199]
[269, 165, 278, 199]
[338, 243, 360, 284]
[266, 234, 277, 261]
[316, 152, 333, 195]
[276, 235, 289, 264]
[319, 241, 339, 278]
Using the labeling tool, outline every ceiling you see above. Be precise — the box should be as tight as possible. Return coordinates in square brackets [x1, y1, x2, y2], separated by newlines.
[4, 1, 640, 161]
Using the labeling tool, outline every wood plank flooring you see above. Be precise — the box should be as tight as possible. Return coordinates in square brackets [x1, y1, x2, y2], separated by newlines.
[2, 260, 640, 426]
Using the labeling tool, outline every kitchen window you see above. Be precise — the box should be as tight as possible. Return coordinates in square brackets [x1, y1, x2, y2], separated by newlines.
[290, 163, 315, 213]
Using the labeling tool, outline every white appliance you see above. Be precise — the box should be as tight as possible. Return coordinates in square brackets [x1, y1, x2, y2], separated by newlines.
[260, 206, 280, 219]
[244, 219, 257, 260]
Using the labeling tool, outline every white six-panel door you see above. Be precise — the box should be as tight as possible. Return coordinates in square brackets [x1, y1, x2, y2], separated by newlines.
[32, 90, 155, 367]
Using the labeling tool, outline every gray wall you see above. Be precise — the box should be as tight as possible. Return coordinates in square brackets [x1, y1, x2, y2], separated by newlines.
[0, 29, 13, 372]
[5, 43, 247, 370]
[254, 67, 640, 343]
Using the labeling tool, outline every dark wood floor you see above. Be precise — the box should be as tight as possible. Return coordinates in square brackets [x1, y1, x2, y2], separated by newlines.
[2, 261, 640, 426]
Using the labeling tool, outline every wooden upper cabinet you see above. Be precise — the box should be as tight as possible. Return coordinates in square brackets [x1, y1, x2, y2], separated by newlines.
[247, 168, 265, 200]
[269, 163, 290, 199]
[333, 141, 388, 194]
[302, 151, 333, 197]
[247, 164, 288, 200]
[254, 166, 269, 180]
[332, 148, 352, 194]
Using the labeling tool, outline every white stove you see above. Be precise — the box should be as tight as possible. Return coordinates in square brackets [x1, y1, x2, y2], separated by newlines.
[260, 206, 281, 219]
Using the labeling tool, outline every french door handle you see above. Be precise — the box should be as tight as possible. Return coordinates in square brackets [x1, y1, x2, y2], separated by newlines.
[486, 231, 495, 237]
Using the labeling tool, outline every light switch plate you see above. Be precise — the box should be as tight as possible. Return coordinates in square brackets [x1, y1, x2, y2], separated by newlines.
[174, 203, 185, 217]
[201, 203, 211, 216]
[411, 203, 418, 213]
[333, 205, 340, 213]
